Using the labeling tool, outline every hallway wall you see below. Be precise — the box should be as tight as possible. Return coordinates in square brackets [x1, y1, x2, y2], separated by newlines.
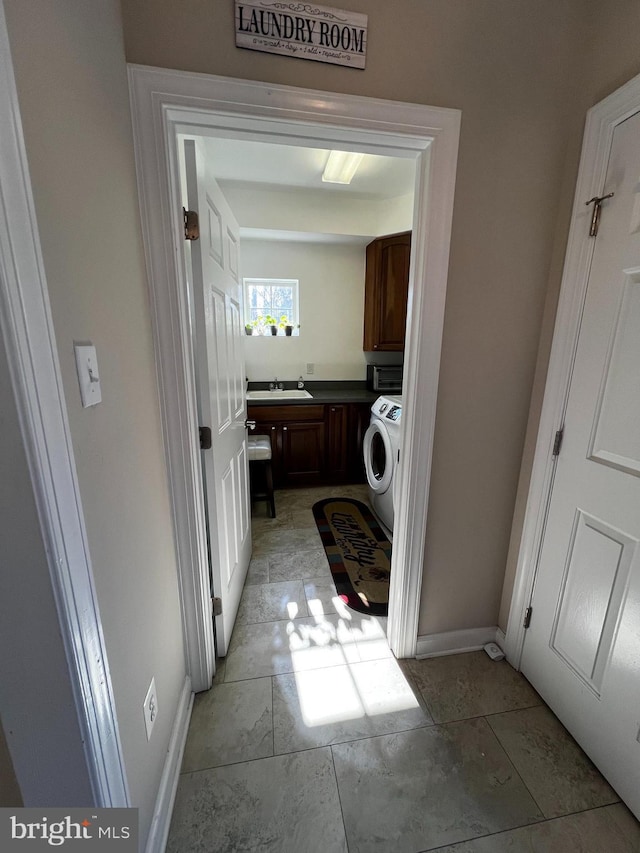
[3, 0, 186, 841]
[0, 335, 92, 806]
[121, 0, 589, 635]
[499, 0, 640, 631]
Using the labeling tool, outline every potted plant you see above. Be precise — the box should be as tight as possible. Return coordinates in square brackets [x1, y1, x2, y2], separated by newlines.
[265, 314, 278, 335]
[278, 315, 290, 335]
[284, 323, 299, 336]
[244, 322, 254, 336]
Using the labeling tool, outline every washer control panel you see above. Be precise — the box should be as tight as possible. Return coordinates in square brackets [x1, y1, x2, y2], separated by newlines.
[386, 405, 402, 422]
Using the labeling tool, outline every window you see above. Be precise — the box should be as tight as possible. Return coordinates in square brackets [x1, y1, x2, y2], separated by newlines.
[244, 278, 299, 334]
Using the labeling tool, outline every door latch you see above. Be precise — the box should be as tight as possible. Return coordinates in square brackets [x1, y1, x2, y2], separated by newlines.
[199, 426, 212, 450]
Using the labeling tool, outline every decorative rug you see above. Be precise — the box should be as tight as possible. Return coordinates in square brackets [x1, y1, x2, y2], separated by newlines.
[312, 498, 391, 616]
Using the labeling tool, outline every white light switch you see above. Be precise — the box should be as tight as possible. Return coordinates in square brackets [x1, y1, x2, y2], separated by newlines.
[74, 344, 102, 407]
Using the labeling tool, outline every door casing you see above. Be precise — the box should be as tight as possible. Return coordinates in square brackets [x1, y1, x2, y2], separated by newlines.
[128, 65, 461, 690]
[505, 71, 640, 666]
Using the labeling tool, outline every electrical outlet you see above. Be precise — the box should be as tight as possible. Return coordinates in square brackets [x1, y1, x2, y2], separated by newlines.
[143, 677, 158, 742]
[306, 363, 314, 374]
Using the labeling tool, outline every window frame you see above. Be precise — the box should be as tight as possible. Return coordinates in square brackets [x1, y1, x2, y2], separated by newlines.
[243, 277, 299, 332]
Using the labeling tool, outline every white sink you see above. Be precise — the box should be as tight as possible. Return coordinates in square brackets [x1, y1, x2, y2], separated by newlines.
[247, 389, 313, 400]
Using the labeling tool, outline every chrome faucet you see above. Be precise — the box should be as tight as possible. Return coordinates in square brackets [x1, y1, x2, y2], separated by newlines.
[269, 377, 284, 391]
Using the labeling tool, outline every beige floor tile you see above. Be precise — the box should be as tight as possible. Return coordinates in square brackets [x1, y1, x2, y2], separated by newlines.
[487, 705, 619, 818]
[268, 548, 330, 582]
[407, 651, 541, 723]
[244, 555, 269, 585]
[253, 526, 321, 556]
[303, 576, 347, 617]
[236, 579, 309, 624]
[181, 677, 273, 772]
[347, 612, 392, 662]
[436, 803, 640, 852]
[167, 748, 347, 853]
[332, 718, 543, 852]
[224, 614, 360, 681]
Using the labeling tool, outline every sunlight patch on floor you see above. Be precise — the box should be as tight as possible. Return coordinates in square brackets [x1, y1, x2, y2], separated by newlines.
[306, 594, 351, 618]
[292, 656, 420, 728]
[285, 611, 420, 727]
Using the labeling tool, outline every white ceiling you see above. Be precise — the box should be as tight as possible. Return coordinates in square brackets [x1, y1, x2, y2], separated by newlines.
[203, 137, 416, 199]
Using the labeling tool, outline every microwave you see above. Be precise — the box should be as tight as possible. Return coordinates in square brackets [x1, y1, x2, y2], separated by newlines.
[366, 364, 403, 393]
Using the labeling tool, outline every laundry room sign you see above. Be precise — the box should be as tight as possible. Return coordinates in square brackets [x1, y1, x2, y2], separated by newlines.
[235, 2, 368, 69]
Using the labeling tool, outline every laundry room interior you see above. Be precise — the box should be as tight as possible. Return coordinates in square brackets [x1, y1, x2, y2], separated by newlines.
[185, 134, 415, 535]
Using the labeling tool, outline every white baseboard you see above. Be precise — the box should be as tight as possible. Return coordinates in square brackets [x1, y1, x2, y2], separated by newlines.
[415, 626, 501, 659]
[495, 628, 506, 648]
[145, 676, 193, 853]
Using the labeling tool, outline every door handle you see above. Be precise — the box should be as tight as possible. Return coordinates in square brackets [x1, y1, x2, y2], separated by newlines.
[245, 419, 256, 430]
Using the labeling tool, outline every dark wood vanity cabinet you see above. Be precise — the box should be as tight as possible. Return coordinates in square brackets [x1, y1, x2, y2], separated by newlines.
[248, 405, 325, 487]
[363, 231, 411, 352]
[248, 401, 370, 487]
[280, 420, 325, 486]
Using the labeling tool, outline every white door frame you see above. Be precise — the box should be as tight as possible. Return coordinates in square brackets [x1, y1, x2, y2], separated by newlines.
[0, 1, 128, 806]
[504, 71, 640, 666]
[128, 66, 460, 680]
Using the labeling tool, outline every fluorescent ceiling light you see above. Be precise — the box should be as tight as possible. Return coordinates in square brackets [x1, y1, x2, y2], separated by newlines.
[322, 150, 365, 184]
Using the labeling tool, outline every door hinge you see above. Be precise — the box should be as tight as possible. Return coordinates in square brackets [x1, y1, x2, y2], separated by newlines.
[552, 428, 564, 457]
[585, 192, 614, 237]
[183, 207, 200, 241]
[199, 426, 212, 450]
[212, 596, 222, 616]
[523, 606, 533, 629]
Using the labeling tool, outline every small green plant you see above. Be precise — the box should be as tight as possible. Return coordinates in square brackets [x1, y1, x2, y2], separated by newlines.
[278, 314, 289, 329]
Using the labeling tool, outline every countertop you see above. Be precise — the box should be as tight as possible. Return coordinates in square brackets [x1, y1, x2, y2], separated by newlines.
[246, 382, 379, 407]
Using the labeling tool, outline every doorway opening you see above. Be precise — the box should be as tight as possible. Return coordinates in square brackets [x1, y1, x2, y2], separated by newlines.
[180, 131, 417, 658]
[128, 67, 461, 691]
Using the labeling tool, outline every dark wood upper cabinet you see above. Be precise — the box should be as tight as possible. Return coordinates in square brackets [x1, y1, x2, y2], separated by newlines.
[363, 231, 411, 352]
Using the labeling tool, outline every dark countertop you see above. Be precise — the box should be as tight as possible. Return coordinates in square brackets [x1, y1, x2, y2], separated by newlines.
[246, 381, 379, 407]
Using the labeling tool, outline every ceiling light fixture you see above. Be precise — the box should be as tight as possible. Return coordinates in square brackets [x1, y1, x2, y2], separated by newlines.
[322, 150, 365, 185]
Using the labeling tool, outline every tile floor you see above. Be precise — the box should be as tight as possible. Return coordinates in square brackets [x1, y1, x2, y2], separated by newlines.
[167, 485, 640, 853]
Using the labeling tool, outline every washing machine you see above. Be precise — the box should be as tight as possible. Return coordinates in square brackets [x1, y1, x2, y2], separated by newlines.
[363, 395, 402, 539]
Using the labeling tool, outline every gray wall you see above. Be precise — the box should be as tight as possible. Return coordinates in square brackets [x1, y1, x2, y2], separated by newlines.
[3, 0, 186, 842]
[499, 0, 640, 630]
[121, 0, 589, 635]
[0, 333, 92, 806]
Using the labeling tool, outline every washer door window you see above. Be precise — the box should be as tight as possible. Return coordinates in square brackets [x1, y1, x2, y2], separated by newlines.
[364, 420, 393, 493]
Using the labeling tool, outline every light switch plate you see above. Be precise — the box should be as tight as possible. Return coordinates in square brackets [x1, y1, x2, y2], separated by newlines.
[74, 344, 102, 407]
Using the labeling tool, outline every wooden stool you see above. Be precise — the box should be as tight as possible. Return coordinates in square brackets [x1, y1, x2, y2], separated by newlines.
[248, 435, 276, 518]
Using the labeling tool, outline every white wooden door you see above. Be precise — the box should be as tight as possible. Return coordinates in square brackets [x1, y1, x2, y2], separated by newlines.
[521, 111, 640, 817]
[184, 139, 251, 658]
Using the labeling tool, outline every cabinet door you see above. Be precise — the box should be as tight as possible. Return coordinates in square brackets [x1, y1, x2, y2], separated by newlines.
[363, 231, 411, 351]
[326, 404, 348, 483]
[281, 421, 325, 486]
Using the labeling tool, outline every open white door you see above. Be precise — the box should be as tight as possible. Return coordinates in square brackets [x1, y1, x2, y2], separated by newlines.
[184, 139, 251, 657]
[520, 110, 640, 817]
